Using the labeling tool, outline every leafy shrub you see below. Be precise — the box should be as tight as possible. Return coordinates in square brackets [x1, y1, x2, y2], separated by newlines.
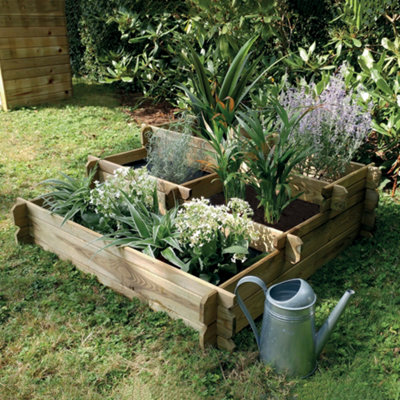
[199, 123, 246, 203]
[146, 129, 201, 184]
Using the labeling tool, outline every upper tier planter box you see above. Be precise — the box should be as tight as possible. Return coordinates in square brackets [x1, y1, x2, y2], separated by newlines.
[88, 124, 381, 236]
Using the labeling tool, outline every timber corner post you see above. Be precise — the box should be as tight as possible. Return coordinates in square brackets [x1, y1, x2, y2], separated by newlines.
[11, 198, 32, 244]
[361, 164, 381, 237]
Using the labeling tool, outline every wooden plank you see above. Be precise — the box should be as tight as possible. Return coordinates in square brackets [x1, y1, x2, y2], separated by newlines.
[0, 36, 68, 49]
[217, 336, 235, 351]
[6, 90, 71, 108]
[0, 0, 65, 15]
[219, 250, 286, 295]
[364, 189, 379, 212]
[233, 224, 360, 334]
[184, 172, 222, 198]
[104, 147, 148, 165]
[300, 203, 363, 259]
[250, 222, 283, 253]
[0, 45, 69, 60]
[289, 174, 325, 204]
[217, 305, 236, 339]
[322, 165, 368, 197]
[23, 199, 227, 302]
[0, 15, 65, 27]
[29, 217, 207, 326]
[4, 72, 70, 91]
[0, 27, 66, 38]
[2, 62, 70, 80]
[366, 165, 381, 189]
[6, 80, 71, 99]
[1, 54, 70, 70]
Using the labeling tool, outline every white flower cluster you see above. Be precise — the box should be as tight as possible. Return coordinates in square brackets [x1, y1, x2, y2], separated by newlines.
[175, 197, 258, 263]
[90, 167, 156, 218]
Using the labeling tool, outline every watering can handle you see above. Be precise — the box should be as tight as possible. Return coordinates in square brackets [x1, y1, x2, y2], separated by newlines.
[234, 276, 268, 351]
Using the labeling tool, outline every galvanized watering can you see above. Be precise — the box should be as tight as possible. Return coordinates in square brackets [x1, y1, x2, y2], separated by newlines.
[235, 276, 354, 377]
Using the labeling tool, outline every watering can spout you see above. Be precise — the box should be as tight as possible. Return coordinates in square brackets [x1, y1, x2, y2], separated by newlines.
[315, 289, 355, 357]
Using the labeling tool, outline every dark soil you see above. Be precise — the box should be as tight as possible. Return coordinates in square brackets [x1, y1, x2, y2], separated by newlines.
[210, 186, 320, 231]
[119, 92, 178, 126]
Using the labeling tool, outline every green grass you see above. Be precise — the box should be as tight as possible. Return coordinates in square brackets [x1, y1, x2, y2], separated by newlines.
[1, 81, 400, 399]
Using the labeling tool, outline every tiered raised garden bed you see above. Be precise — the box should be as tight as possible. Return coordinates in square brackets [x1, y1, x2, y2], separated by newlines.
[12, 125, 381, 350]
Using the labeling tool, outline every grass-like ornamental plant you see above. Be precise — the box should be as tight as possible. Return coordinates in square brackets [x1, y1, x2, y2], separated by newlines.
[162, 197, 261, 284]
[238, 102, 314, 224]
[41, 167, 99, 227]
[280, 70, 372, 179]
[146, 129, 201, 184]
[199, 121, 246, 203]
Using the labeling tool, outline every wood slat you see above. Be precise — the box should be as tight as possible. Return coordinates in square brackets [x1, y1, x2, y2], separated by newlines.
[0, 26, 66, 38]
[0, 61, 7, 110]
[1, 62, 70, 81]
[6, 80, 71, 99]
[6, 90, 71, 108]
[0, 36, 68, 49]
[0, 45, 68, 60]
[4, 72, 70, 90]
[0, 15, 65, 27]
[0, 0, 65, 16]
[1, 54, 69, 70]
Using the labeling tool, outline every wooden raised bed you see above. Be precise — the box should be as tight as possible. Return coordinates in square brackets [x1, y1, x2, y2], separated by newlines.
[13, 125, 380, 350]
[12, 153, 379, 350]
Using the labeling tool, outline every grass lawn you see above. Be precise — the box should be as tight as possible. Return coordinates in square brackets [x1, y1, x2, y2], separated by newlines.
[1, 81, 399, 400]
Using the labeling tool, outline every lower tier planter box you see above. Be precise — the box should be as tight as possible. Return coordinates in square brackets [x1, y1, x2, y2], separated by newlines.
[12, 167, 379, 349]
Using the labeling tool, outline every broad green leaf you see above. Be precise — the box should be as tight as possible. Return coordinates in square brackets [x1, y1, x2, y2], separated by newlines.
[299, 47, 309, 63]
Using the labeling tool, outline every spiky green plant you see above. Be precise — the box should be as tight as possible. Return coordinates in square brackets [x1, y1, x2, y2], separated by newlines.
[237, 101, 314, 224]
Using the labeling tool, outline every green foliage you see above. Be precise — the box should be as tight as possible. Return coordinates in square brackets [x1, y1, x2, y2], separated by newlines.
[40, 167, 99, 227]
[181, 37, 282, 136]
[101, 5, 189, 100]
[238, 103, 313, 223]
[102, 191, 182, 258]
[199, 123, 246, 203]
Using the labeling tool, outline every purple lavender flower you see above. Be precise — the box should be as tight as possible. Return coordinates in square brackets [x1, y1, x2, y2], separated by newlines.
[280, 68, 372, 179]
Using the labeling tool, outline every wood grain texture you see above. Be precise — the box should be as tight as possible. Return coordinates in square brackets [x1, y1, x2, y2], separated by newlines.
[0, 0, 71, 110]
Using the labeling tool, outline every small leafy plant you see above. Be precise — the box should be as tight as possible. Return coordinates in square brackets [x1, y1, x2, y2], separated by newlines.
[199, 121, 246, 203]
[238, 102, 313, 224]
[146, 129, 202, 184]
[100, 191, 181, 258]
[41, 167, 99, 227]
[162, 198, 260, 284]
